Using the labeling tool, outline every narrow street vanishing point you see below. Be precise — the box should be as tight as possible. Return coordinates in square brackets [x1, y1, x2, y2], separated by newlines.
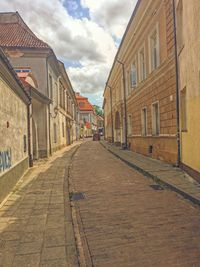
[0, 141, 200, 267]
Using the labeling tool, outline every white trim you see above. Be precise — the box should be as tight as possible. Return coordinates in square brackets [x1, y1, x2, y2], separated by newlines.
[148, 23, 160, 73]
[151, 101, 160, 136]
[141, 106, 148, 136]
[138, 44, 147, 83]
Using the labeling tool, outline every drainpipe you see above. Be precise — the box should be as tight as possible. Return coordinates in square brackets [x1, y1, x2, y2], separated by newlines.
[172, 0, 181, 166]
[46, 55, 52, 156]
[106, 84, 114, 143]
[116, 59, 128, 149]
[27, 100, 33, 167]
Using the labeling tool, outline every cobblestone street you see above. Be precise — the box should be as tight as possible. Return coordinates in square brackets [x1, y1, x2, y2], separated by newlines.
[71, 141, 200, 267]
[0, 141, 200, 267]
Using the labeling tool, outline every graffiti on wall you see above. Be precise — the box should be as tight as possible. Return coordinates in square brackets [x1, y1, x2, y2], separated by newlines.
[0, 148, 12, 173]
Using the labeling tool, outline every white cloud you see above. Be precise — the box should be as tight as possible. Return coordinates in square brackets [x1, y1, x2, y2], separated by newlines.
[0, 0, 137, 103]
[81, 0, 137, 39]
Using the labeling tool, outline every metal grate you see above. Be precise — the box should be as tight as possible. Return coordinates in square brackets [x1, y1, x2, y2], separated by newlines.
[150, 184, 164, 191]
[70, 192, 85, 201]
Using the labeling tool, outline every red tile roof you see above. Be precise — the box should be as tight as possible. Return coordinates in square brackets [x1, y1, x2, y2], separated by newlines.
[76, 93, 94, 112]
[0, 13, 50, 49]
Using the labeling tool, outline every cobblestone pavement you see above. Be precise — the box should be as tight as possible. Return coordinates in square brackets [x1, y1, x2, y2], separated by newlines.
[70, 141, 200, 267]
[0, 142, 81, 267]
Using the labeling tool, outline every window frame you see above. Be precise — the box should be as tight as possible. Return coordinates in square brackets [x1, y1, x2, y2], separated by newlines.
[128, 114, 133, 136]
[130, 59, 137, 89]
[138, 45, 146, 82]
[141, 107, 148, 136]
[151, 101, 160, 136]
[149, 24, 160, 73]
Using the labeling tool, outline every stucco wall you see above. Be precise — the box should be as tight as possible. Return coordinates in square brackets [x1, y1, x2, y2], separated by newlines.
[0, 76, 28, 202]
[8, 55, 48, 96]
[176, 0, 200, 173]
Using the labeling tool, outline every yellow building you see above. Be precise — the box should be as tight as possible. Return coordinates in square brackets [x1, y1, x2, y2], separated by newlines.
[175, 0, 200, 180]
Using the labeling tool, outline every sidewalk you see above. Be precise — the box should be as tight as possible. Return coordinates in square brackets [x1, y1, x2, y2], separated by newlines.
[101, 140, 200, 206]
[0, 141, 82, 267]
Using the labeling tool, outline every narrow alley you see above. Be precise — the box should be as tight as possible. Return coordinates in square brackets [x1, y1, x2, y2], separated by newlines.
[1, 141, 199, 266]
[70, 142, 200, 267]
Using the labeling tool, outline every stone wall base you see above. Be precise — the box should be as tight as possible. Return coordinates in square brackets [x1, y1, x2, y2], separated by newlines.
[180, 162, 200, 184]
[128, 136, 178, 165]
[0, 157, 29, 204]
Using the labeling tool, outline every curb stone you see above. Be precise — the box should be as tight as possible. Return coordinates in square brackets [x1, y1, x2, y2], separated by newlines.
[100, 141, 200, 207]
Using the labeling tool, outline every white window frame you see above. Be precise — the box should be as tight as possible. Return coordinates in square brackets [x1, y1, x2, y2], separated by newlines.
[128, 114, 132, 136]
[126, 69, 131, 96]
[138, 45, 146, 82]
[152, 101, 160, 136]
[149, 24, 160, 73]
[130, 59, 137, 88]
[141, 107, 148, 136]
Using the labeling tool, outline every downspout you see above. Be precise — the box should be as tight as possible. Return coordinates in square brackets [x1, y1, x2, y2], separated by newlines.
[172, 0, 181, 166]
[117, 60, 128, 149]
[109, 86, 114, 143]
[27, 98, 33, 167]
[46, 55, 52, 156]
[106, 84, 114, 143]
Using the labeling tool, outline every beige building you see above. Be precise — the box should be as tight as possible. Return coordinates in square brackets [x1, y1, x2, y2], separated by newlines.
[0, 12, 78, 158]
[0, 48, 30, 203]
[104, 0, 178, 164]
[175, 0, 200, 180]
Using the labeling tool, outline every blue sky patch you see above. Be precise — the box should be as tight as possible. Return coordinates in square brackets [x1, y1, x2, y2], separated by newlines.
[63, 0, 90, 19]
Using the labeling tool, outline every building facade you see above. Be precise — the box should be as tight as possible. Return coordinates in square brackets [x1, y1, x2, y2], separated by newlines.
[0, 12, 78, 158]
[0, 48, 30, 203]
[76, 93, 96, 137]
[104, 0, 178, 164]
[175, 0, 200, 180]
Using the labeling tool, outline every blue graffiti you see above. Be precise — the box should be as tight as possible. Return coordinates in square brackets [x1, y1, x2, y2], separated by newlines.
[0, 148, 12, 173]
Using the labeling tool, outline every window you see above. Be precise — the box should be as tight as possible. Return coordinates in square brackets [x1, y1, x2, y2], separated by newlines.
[23, 135, 27, 153]
[141, 108, 147, 136]
[62, 122, 65, 137]
[49, 74, 53, 99]
[126, 70, 131, 96]
[139, 48, 146, 81]
[128, 114, 132, 136]
[152, 102, 160, 135]
[150, 28, 159, 71]
[130, 62, 137, 88]
[53, 123, 57, 143]
[180, 87, 187, 131]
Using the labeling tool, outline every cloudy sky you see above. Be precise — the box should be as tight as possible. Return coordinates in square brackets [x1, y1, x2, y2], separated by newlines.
[0, 0, 137, 106]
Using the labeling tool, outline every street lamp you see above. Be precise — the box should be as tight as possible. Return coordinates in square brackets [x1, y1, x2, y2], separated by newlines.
[106, 83, 114, 143]
[116, 59, 128, 149]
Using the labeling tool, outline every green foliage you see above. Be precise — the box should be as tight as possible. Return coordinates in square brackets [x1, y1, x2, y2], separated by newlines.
[94, 105, 104, 116]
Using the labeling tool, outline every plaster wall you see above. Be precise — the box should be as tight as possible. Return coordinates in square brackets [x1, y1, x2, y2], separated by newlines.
[176, 0, 200, 173]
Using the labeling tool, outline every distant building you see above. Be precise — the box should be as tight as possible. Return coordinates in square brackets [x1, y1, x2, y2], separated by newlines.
[175, 0, 200, 180]
[0, 48, 30, 203]
[0, 12, 78, 158]
[76, 93, 97, 137]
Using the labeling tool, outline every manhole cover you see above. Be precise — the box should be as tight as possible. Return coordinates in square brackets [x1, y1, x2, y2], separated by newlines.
[150, 184, 164, 191]
[70, 192, 85, 201]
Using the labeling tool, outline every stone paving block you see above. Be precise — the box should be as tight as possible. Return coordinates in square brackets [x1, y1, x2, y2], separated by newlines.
[16, 240, 43, 255]
[12, 253, 40, 267]
[41, 246, 66, 260]
[44, 234, 66, 247]
[40, 259, 68, 267]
